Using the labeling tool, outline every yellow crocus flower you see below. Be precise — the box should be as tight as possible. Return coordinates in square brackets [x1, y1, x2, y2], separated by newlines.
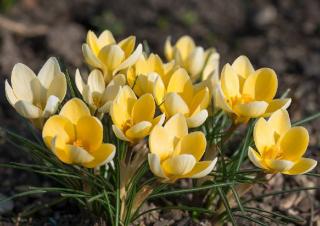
[164, 35, 220, 83]
[42, 98, 115, 168]
[5, 57, 67, 128]
[110, 85, 165, 143]
[248, 109, 317, 175]
[148, 114, 217, 183]
[159, 68, 210, 128]
[214, 55, 291, 123]
[75, 69, 125, 117]
[82, 30, 142, 82]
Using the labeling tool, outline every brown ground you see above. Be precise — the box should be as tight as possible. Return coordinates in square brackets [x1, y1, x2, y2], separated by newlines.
[0, 0, 319, 225]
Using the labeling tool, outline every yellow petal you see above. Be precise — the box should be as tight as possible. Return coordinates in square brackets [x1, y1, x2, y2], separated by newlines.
[174, 131, 206, 161]
[153, 76, 166, 105]
[234, 101, 268, 117]
[152, 113, 166, 127]
[98, 44, 125, 70]
[84, 143, 116, 168]
[242, 68, 278, 102]
[76, 116, 103, 151]
[125, 121, 152, 140]
[114, 44, 143, 74]
[118, 36, 135, 57]
[186, 47, 205, 76]
[82, 44, 103, 68]
[175, 36, 195, 61]
[280, 127, 309, 162]
[42, 115, 75, 149]
[220, 64, 240, 98]
[14, 100, 42, 118]
[97, 30, 115, 47]
[112, 125, 130, 142]
[254, 118, 275, 154]
[164, 37, 173, 60]
[248, 147, 264, 169]
[163, 93, 189, 117]
[184, 159, 217, 178]
[167, 68, 193, 104]
[189, 87, 209, 114]
[263, 98, 291, 116]
[202, 50, 220, 81]
[5, 80, 17, 106]
[231, 55, 254, 79]
[59, 98, 90, 124]
[50, 137, 73, 164]
[283, 158, 317, 175]
[162, 154, 196, 176]
[186, 109, 208, 128]
[148, 154, 167, 178]
[131, 93, 155, 124]
[265, 159, 294, 172]
[87, 69, 105, 94]
[149, 125, 174, 161]
[11, 63, 36, 102]
[164, 113, 188, 139]
[87, 31, 100, 55]
[267, 109, 291, 137]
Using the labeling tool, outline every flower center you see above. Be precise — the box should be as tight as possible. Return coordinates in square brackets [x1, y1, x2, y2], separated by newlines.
[73, 139, 85, 149]
[122, 119, 133, 133]
[262, 145, 283, 160]
[229, 94, 253, 107]
[92, 96, 101, 107]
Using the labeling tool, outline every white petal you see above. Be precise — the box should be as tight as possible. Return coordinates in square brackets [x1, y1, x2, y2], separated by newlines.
[75, 69, 85, 94]
[189, 158, 218, 178]
[82, 44, 103, 68]
[148, 154, 167, 178]
[187, 109, 208, 128]
[5, 80, 17, 106]
[14, 100, 42, 118]
[37, 57, 60, 89]
[47, 74, 67, 101]
[42, 95, 60, 118]
[114, 44, 143, 74]
[248, 147, 264, 168]
[112, 125, 130, 142]
[88, 69, 105, 94]
[66, 145, 94, 164]
[213, 83, 232, 112]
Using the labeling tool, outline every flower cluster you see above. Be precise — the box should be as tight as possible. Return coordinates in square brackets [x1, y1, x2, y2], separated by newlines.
[5, 29, 316, 178]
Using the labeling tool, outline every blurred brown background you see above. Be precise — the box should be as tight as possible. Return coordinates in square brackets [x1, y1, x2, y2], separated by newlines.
[0, 0, 319, 225]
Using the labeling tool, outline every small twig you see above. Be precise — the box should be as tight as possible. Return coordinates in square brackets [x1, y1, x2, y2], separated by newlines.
[0, 15, 48, 37]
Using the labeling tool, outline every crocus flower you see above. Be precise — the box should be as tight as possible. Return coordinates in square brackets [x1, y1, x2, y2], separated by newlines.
[75, 69, 125, 117]
[5, 57, 67, 128]
[42, 98, 115, 168]
[164, 35, 220, 83]
[82, 30, 142, 82]
[148, 114, 217, 183]
[110, 85, 165, 143]
[159, 68, 210, 128]
[214, 55, 291, 123]
[248, 109, 317, 175]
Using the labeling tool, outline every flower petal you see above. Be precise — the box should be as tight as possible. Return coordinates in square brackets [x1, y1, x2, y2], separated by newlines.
[175, 36, 195, 61]
[11, 63, 36, 102]
[263, 98, 291, 117]
[174, 131, 206, 161]
[187, 109, 208, 128]
[254, 118, 275, 154]
[267, 109, 291, 137]
[82, 43, 103, 68]
[213, 84, 232, 112]
[220, 63, 240, 98]
[163, 92, 189, 117]
[149, 125, 175, 161]
[248, 147, 264, 169]
[66, 145, 94, 164]
[14, 100, 42, 118]
[164, 37, 173, 60]
[59, 98, 90, 124]
[76, 116, 103, 151]
[186, 47, 205, 76]
[47, 73, 67, 101]
[280, 127, 309, 162]
[242, 68, 278, 102]
[84, 143, 116, 168]
[97, 30, 115, 47]
[283, 158, 317, 175]
[87, 69, 105, 94]
[231, 55, 254, 79]
[118, 36, 135, 57]
[185, 158, 217, 178]
[37, 57, 60, 89]
[75, 69, 85, 94]
[98, 44, 125, 71]
[42, 95, 60, 118]
[265, 159, 294, 172]
[164, 113, 188, 139]
[167, 68, 193, 104]
[115, 44, 143, 74]
[5, 80, 17, 106]
[148, 154, 167, 178]
[234, 101, 268, 117]
[125, 121, 152, 140]
[162, 154, 196, 176]
[131, 93, 155, 124]
[152, 113, 166, 127]
[112, 125, 130, 142]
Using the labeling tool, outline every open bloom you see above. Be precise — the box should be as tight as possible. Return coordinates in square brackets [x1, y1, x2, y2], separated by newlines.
[5, 57, 66, 128]
[75, 69, 125, 116]
[248, 109, 317, 175]
[159, 68, 210, 128]
[214, 55, 291, 123]
[42, 98, 115, 168]
[82, 30, 142, 82]
[148, 114, 217, 183]
[164, 35, 220, 83]
[110, 85, 165, 143]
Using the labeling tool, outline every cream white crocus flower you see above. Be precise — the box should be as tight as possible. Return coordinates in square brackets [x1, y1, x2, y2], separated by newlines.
[157, 68, 210, 128]
[75, 69, 125, 118]
[214, 55, 291, 123]
[248, 109, 317, 175]
[164, 35, 220, 83]
[82, 30, 142, 82]
[148, 114, 217, 183]
[5, 57, 67, 128]
[110, 85, 165, 143]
